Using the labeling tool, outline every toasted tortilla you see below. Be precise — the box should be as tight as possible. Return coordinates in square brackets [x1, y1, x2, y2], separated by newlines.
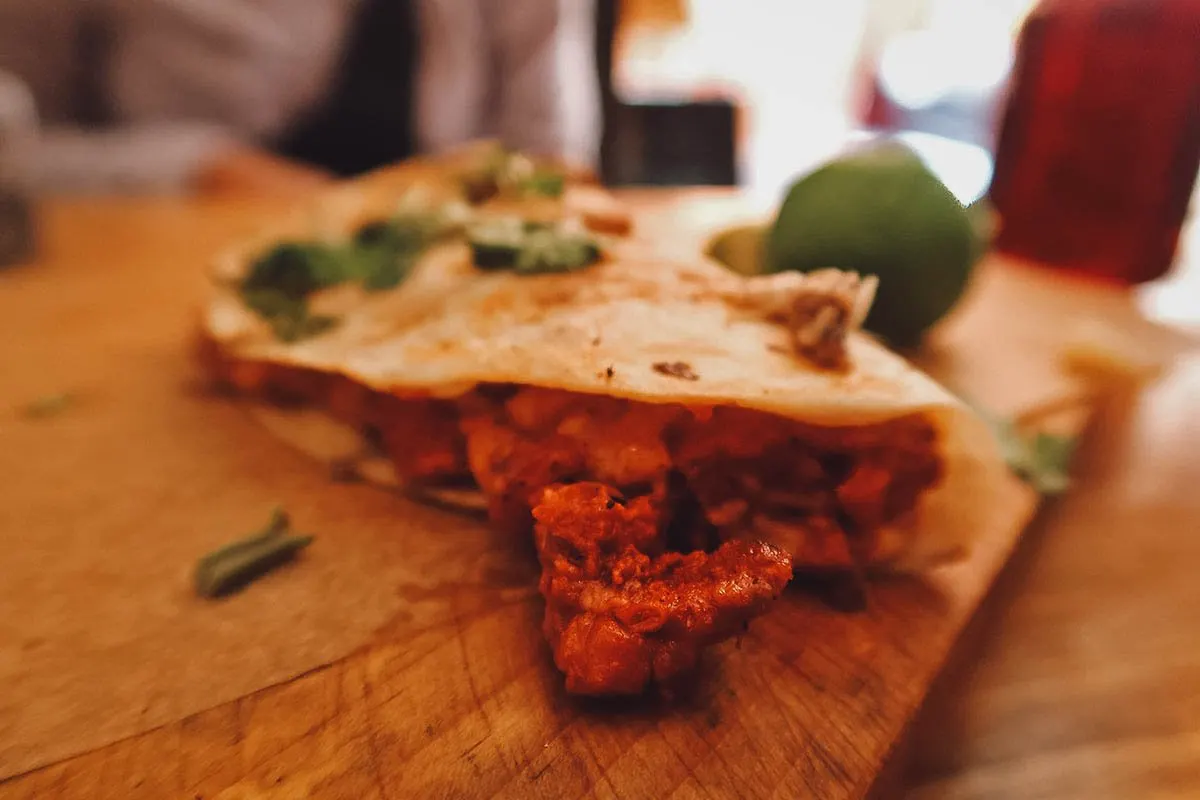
[201, 154, 1006, 572]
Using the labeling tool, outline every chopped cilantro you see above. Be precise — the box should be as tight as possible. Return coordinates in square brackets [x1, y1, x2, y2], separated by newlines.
[242, 242, 345, 299]
[1021, 430, 1077, 496]
[515, 229, 600, 273]
[468, 218, 600, 275]
[519, 170, 566, 199]
[350, 215, 444, 291]
[239, 212, 447, 342]
[271, 312, 339, 344]
[240, 287, 307, 320]
[240, 287, 338, 343]
[970, 404, 1079, 497]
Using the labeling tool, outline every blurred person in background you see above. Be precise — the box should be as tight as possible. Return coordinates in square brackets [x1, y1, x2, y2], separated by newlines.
[0, 0, 599, 197]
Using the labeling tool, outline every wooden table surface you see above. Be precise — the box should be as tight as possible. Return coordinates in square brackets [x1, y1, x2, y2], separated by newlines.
[2, 193, 1198, 799]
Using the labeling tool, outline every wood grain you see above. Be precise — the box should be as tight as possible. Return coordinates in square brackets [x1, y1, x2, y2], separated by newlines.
[632, 191, 1200, 797]
[2, 193, 1188, 799]
[0, 199, 543, 778]
[902, 367, 1200, 799]
[0, 501, 1034, 800]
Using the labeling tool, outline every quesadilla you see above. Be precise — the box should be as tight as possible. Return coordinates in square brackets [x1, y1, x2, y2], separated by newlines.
[198, 148, 1006, 695]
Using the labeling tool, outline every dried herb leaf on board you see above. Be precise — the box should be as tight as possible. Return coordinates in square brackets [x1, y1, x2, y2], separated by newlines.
[19, 392, 76, 419]
[194, 507, 315, 598]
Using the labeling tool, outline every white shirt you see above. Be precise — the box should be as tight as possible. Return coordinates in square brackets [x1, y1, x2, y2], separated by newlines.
[0, 0, 599, 194]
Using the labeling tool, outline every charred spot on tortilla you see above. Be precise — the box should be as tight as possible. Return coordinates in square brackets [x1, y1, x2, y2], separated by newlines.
[767, 343, 791, 356]
[775, 294, 852, 370]
[456, 143, 509, 204]
[653, 362, 699, 381]
[461, 175, 499, 205]
[328, 458, 364, 484]
[732, 270, 877, 371]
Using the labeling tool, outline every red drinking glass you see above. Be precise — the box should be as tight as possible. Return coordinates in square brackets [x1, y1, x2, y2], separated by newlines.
[990, 0, 1200, 284]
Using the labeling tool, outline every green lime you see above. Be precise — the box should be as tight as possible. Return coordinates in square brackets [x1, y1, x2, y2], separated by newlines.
[705, 223, 767, 275]
[765, 144, 981, 347]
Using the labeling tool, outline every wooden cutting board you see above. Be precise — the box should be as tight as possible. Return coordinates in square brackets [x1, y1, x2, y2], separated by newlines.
[0, 192, 1134, 800]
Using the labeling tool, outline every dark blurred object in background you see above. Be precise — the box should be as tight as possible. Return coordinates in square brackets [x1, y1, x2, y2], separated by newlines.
[597, 0, 737, 187]
[0, 189, 35, 268]
[0, 70, 36, 266]
[604, 100, 737, 186]
[596, 0, 621, 183]
[274, 0, 418, 177]
[990, 0, 1200, 284]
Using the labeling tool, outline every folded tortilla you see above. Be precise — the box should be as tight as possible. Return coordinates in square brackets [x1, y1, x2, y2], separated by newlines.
[199, 153, 1005, 575]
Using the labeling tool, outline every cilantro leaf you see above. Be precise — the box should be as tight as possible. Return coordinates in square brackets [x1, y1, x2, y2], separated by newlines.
[467, 218, 600, 274]
[194, 507, 315, 598]
[243, 242, 347, 299]
[514, 230, 601, 274]
[1025, 432, 1077, 495]
[358, 248, 414, 291]
[972, 405, 1078, 497]
[241, 287, 339, 343]
[519, 170, 566, 198]
[238, 211, 447, 342]
[271, 312, 339, 344]
[350, 215, 443, 291]
[240, 288, 307, 321]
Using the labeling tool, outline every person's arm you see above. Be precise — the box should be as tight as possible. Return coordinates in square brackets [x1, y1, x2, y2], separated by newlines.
[413, 0, 490, 157]
[191, 144, 336, 199]
[72, 0, 350, 196]
[485, 0, 600, 167]
[0, 67, 236, 196]
[415, 0, 600, 168]
[17, 117, 335, 199]
[21, 122, 221, 195]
